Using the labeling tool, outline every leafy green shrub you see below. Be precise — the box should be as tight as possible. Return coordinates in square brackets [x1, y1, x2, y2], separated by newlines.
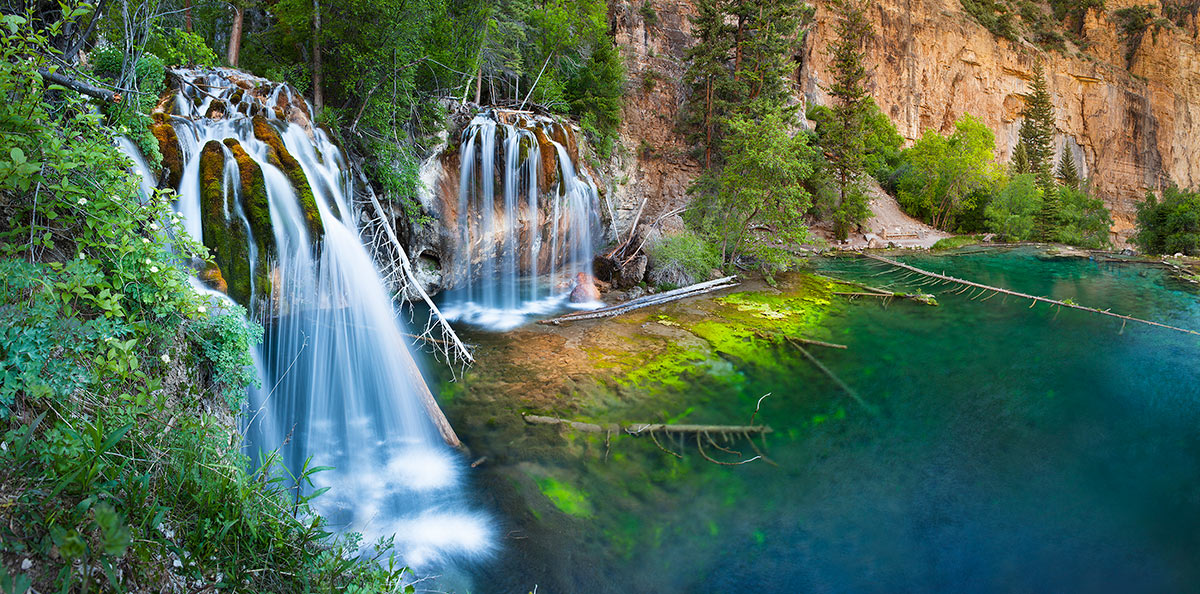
[647, 231, 721, 288]
[960, 0, 1019, 40]
[90, 49, 167, 167]
[1133, 186, 1200, 255]
[1053, 184, 1112, 248]
[985, 173, 1042, 241]
[931, 235, 981, 250]
[0, 11, 409, 590]
[894, 114, 1003, 230]
[639, 2, 660, 27]
[146, 26, 219, 67]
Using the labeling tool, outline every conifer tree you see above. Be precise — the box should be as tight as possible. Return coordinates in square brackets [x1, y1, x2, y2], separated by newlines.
[825, 0, 873, 239]
[1011, 142, 1029, 175]
[1056, 150, 1080, 189]
[1017, 62, 1055, 187]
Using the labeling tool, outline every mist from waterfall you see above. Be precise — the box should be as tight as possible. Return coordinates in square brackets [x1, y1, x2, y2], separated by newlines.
[440, 111, 603, 330]
[120, 68, 491, 572]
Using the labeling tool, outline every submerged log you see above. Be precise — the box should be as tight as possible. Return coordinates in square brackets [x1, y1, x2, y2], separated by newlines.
[522, 414, 772, 435]
[540, 276, 739, 325]
[862, 253, 1200, 337]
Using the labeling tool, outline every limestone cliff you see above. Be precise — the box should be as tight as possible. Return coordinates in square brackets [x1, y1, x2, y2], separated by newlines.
[607, 0, 1200, 244]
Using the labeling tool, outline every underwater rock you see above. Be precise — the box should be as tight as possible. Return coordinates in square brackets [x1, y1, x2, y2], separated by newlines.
[252, 115, 326, 243]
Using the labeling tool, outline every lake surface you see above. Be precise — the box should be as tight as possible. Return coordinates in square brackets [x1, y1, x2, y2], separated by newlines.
[442, 247, 1200, 593]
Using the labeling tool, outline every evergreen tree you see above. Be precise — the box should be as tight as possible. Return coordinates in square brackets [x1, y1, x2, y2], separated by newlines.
[824, 0, 873, 240]
[1056, 150, 1080, 189]
[682, 0, 812, 168]
[1011, 142, 1030, 175]
[1017, 62, 1055, 187]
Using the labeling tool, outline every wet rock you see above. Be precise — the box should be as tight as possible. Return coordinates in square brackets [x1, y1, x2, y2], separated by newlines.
[252, 115, 327, 242]
[569, 273, 601, 303]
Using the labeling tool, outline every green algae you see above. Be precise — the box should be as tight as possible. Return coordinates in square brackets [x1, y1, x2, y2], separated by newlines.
[222, 138, 275, 304]
[535, 476, 594, 518]
[199, 140, 252, 306]
[252, 115, 326, 243]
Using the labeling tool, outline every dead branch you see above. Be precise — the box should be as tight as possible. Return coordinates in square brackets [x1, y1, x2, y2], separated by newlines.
[39, 68, 119, 103]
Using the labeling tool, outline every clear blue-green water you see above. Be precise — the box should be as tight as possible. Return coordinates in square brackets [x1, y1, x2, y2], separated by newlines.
[452, 248, 1200, 593]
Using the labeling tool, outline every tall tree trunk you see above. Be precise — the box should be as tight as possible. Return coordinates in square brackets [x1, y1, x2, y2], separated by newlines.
[226, 5, 244, 67]
[185, 0, 192, 32]
[312, 0, 323, 111]
[704, 77, 713, 169]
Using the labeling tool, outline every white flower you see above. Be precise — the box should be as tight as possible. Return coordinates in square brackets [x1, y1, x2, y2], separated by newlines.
[161, 353, 170, 364]
[150, 266, 159, 273]
[78, 197, 88, 206]
[197, 306, 206, 314]
[77, 253, 85, 260]
[172, 558, 183, 569]
[145, 258, 152, 265]
[20, 559, 31, 571]
[162, 527, 175, 539]
[1, 442, 7, 452]
[142, 238, 150, 244]
[150, 222, 160, 230]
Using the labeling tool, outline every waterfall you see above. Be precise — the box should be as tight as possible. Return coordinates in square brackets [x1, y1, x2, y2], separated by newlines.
[120, 68, 491, 570]
[439, 110, 603, 330]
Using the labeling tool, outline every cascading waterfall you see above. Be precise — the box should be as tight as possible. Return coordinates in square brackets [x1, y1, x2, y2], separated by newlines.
[120, 68, 491, 570]
[440, 110, 603, 330]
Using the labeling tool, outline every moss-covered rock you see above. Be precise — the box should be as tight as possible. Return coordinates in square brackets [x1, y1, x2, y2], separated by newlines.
[223, 139, 276, 304]
[252, 115, 325, 243]
[205, 100, 227, 120]
[150, 113, 183, 189]
[199, 140, 252, 307]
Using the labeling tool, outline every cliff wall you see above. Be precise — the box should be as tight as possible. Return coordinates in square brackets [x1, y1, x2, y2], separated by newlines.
[607, 0, 1200, 243]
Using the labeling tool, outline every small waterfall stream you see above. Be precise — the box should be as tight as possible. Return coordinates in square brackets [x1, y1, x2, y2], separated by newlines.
[121, 68, 491, 571]
[438, 111, 603, 330]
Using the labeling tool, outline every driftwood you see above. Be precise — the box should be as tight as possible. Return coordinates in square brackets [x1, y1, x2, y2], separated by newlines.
[863, 253, 1200, 336]
[39, 68, 119, 103]
[783, 338, 875, 414]
[540, 276, 739, 325]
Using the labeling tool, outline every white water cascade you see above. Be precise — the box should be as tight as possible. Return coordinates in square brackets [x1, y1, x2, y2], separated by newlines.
[120, 68, 491, 570]
[438, 111, 603, 330]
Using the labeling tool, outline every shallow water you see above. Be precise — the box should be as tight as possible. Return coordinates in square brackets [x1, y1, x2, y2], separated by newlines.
[447, 247, 1200, 593]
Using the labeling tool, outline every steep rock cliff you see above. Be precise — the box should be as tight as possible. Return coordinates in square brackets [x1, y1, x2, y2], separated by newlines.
[607, 0, 1200, 244]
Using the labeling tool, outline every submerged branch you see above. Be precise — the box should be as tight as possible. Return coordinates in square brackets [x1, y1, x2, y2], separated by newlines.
[862, 253, 1200, 337]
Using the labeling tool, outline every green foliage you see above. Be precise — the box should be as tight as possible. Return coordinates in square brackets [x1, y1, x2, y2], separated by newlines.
[960, 0, 1019, 40]
[687, 110, 816, 270]
[639, 2, 660, 28]
[566, 39, 624, 158]
[1114, 5, 1156, 62]
[681, 0, 814, 167]
[1053, 184, 1112, 248]
[1134, 186, 1200, 255]
[145, 26, 220, 67]
[0, 11, 411, 590]
[1056, 150, 1080, 189]
[823, 0, 874, 239]
[90, 48, 167, 168]
[1017, 63, 1056, 189]
[985, 173, 1042, 240]
[931, 235, 982, 250]
[808, 98, 903, 184]
[647, 231, 721, 288]
[895, 114, 1003, 230]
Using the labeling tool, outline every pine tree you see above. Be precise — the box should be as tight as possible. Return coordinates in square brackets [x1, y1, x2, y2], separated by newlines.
[1056, 150, 1080, 189]
[1017, 62, 1055, 187]
[682, 0, 734, 169]
[1011, 142, 1029, 175]
[825, 0, 873, 240]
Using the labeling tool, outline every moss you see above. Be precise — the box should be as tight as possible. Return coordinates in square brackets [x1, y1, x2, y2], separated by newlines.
[931, 235, 980, 251]
[150, 116, 183, 188]
[205, 100, 226, 119]
[223, 139, 276, 304]
[229, 88, 245, 104]
[251, 115, 325, 243]
[199, 140, 252, 306]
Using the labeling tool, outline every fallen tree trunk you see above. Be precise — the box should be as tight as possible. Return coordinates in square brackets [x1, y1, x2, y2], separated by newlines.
[523, 414, 772, 435]
[863, 253, 1200, 336]
[39, 69, 119, 103]
[834, 291, 938, 305]
[540, 276, 739, 325]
